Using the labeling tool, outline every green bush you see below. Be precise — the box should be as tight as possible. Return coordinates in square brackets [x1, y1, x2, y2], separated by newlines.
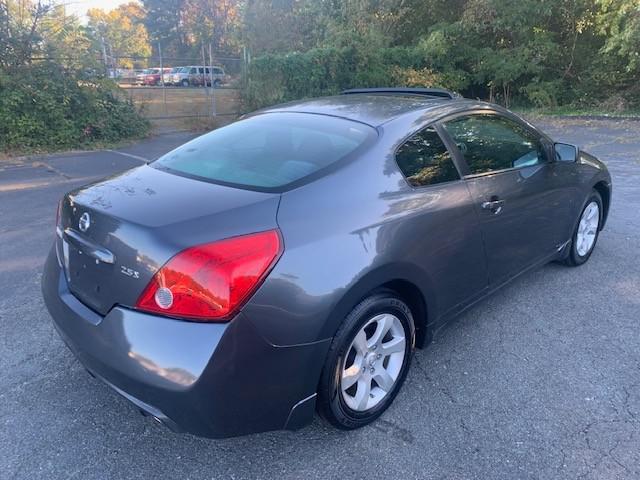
[0, 63, 150, 153]
[243, 45, 430, 111]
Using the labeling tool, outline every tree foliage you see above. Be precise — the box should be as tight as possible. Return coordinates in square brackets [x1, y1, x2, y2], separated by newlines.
[1, 0, 639, 154]
[142, 0, 240, 56]
[0, 0, 52, 67]
[87, 2, 151, 68]
[241, 0, 640, 110]
[0, 1, 149, 152]
[0, 63, 149, 151]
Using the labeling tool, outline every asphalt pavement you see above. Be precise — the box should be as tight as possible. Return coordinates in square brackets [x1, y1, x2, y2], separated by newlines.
[1, 120, 638, 479]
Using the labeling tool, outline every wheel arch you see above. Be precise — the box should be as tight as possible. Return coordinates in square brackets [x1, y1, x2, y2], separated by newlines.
[593, 181, 610, 229]
[323, 263, 437, 349]
[378, 279, 430, 348]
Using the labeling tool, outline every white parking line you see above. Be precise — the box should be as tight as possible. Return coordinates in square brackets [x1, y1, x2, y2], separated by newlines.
[105, 150, 149, 163]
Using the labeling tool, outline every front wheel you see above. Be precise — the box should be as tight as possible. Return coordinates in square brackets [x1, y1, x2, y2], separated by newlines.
[564, 191, 603, 266]
[181, 79, 190, 87]
[317, 291, 414, 429]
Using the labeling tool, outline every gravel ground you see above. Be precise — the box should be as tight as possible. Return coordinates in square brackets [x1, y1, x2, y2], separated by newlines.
[0, 119, 638, 479]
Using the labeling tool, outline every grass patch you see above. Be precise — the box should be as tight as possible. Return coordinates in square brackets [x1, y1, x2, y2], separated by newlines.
[0, 134, 149, 160]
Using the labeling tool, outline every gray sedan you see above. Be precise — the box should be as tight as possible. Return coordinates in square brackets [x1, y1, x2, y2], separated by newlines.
[42, 88, 611, 438]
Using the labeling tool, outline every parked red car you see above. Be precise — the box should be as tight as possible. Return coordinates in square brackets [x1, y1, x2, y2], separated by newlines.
[143, 68, 172, 86]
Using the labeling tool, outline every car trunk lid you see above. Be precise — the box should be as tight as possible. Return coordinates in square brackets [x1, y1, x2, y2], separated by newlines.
[58, 165, 280, 316]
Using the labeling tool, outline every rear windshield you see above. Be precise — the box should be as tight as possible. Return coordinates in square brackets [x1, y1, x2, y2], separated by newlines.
[152, 112, 375, 190]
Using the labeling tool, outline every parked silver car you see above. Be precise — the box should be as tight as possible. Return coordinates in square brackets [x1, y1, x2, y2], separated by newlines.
[163, 67, 180, 86]
[135, 69, 149, 85]
[171, 65, 226, 87]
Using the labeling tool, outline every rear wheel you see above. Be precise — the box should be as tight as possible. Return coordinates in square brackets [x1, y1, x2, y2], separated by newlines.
[564, 191, 602, 266]
[318, 291, 414, 429]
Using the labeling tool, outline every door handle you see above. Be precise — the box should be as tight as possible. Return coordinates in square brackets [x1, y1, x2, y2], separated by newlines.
[481, 199, 505, 215]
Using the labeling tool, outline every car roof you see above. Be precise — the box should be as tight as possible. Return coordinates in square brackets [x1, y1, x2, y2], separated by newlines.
[258, 93, 490, 127]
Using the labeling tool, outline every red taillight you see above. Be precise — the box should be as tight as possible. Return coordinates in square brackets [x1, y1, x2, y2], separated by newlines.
[135, 230, 282, 321]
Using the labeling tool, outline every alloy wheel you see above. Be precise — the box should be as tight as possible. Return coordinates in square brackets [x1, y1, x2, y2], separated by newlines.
[341, 313, 407, 411]
[576, 201, 600, 256]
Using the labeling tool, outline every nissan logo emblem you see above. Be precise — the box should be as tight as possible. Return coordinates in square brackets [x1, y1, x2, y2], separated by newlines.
[78, 212, 91, 232]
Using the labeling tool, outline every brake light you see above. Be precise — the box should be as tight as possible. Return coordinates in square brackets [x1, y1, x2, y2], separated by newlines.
[135, 230, 282, 321]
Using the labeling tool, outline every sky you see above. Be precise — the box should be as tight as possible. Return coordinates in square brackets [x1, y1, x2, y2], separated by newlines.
[63, 0, 131, 19]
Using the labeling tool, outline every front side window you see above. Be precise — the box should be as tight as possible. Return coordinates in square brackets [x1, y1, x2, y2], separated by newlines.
[396, 127, 459, 187]
[153, 112, 376, 190]
[190, 67, 197, 74]
[443, 114, 547, 175]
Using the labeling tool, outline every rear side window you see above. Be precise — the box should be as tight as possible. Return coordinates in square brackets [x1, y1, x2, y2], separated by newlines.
[443, 114, 547, 175]
[396, 127, 459, 187]
[153, 113, 376, 190]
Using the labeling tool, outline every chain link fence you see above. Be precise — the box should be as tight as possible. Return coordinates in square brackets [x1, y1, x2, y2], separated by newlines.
[103, 49, 246, 132]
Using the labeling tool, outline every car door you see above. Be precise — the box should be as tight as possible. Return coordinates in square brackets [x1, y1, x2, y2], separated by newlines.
[440, 112, 573, 287]
[394, 125, 489, 315]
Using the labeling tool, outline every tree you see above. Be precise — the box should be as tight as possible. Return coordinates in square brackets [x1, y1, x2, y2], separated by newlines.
[0, 0, 53, 67]
[183, 0, 240, 53]
[87, 2, 151, 68]
[597, 0, 640, 73]
[242, 0, 324, 54]
[142, 0, 189, 56]
[41, 4, 97, 70]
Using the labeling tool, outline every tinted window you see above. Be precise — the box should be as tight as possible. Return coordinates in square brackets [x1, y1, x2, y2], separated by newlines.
[189, 67, 197, 74]
[443, 114, 547, 175]
[153, 113, 375, 189]
[396, 127, 459, 187]
[213, 67, 223, 74]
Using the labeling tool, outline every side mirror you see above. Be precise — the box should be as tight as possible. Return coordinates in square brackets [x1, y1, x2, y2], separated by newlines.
[554, 143, 578, 162]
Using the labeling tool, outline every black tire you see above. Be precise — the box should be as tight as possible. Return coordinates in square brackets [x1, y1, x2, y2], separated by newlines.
[181, 79, 189, 87]
[317, 290, 415, 430]
[213, 79, 222, 88]
[563, 190, 603, 266]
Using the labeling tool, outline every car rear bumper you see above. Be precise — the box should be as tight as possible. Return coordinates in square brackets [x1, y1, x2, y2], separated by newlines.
[41, 247, 330, 438]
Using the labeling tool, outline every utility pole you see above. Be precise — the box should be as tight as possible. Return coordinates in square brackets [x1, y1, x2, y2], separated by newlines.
[209, 43, 216, 117]
[159, 42, 166, 112]
[201, 44, 207, 104]
[109, 43, 115, 73]
[100, 35, 108, 77]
